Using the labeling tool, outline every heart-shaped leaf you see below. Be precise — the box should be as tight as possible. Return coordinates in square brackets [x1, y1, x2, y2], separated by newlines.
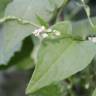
[26, 21, 96, 94]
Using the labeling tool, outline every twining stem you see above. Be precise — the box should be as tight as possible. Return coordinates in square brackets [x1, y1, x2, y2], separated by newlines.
[81, 0, 94, 27]
[0, 16, 40, 28]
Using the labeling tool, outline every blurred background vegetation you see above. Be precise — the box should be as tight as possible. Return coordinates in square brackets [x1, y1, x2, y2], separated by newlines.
[0, 0, 96, 96]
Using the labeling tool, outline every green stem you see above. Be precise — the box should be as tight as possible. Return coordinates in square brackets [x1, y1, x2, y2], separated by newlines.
[0, 16, 40, 28]
[81, 0, 94, 28]
[56, 0, 69, 22]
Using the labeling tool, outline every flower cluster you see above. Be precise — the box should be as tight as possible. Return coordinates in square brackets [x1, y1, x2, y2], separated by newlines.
[32, 26, 61, 39]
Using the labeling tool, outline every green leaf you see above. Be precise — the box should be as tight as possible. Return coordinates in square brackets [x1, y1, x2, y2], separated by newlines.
[0, 37, 34, 70]
[31, 36, 42, 65]
[0, 0, 65, 64]
[72, 17, 96, 39]
[92, 26, 96, 33]
[0, 0, 11, 18]
[31, 21, 72, 65]
[8, 36, 34, 70]
[48, 0, 67, 9]
[36, 15, 49, 28]
[51, 21, 72, 35]
[0, 22, 36, 64]
[26, 21, 96, 94]
[92, 89, 96, 96]
[30, 83, 64, 96]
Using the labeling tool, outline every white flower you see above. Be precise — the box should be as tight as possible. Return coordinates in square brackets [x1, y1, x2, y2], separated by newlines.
[88, 37, 96, 43]
[53, 30, 57, 33]
[32, 26, 46, 37]
[41, 26, 45, 30]
[41, 33, 48, 38]
[32, 26, 61, 39]
[53, 30, 61, 36]
[55, 32, 61, 36]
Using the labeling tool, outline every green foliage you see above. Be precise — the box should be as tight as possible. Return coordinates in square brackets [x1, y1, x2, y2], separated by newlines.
[0, 0, 11, 18]
[26, 22, 96, 94]
[92, 89, 96, 96]
[30, 83, 64, 96]
[0, 0, 96, 96]
[0, 0, 66, 64]
[8, 36, 34, 70]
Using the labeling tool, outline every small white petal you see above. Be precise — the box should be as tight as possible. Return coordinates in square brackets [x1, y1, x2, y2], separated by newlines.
[41, 33, 48, 38]
[38, 28, 43, 33]
[47, 29, 52, 32]
[92, 37, 96, 43]
[33, 30, 38, 34]
[88, 37, 96, 43]
[53, 30, 57, 33]
[88, 37, 92, 41]
[55, 32, 61, 36]
[85, 83, 90, 89]
[32, 29, 40, 37]
[41, 26, 45, 30]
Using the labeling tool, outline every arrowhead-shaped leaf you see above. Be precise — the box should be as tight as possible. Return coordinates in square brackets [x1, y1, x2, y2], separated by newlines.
[26, 21, 96, 94]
